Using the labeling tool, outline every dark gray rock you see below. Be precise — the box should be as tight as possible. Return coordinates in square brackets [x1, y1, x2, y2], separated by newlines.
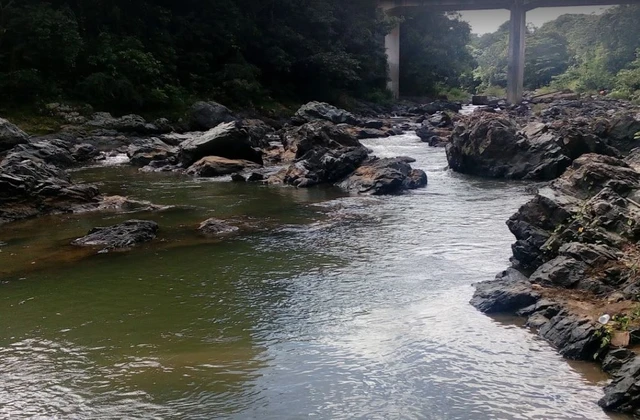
[197, 218, 239, 235]
[292, 101, 360, 125]
[127, 138, 177, 167]
[190, 101, 235, 130]
[0, 156, 99, 224]
[4, 140, 76, 168]
[538, 311, 600, 360]
[529, 256, 586, 288]
[337, 157, 427, 195]
[470, 268, 540, 313]
[281, 120, 363, 160]
[186, 156, 260, 177]
[178, 121, 263, 166]
[0, 118, 29, 153]
[599, 356, 640, 412]
[72, 220, 158, 250]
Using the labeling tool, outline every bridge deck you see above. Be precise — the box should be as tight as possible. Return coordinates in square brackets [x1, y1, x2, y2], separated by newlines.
[380, 0, 639, 11]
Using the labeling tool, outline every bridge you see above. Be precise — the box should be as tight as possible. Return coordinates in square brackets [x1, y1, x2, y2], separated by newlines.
[379, 0, 639, 103]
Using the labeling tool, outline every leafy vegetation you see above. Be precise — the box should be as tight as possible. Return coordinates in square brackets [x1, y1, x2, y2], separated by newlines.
[0, 0, 476, 113]
[473, 5, 640, 101]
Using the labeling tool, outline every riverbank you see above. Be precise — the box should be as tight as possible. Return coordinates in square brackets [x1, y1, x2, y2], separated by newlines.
[463, 97, 640, 415]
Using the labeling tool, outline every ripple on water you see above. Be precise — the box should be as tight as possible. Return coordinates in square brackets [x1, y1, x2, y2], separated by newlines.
[0, 133, 627, 419]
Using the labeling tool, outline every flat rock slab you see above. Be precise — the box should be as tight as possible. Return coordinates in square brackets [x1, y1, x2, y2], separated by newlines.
[186, 156, 260, 177]
[72, 220, 158, 250]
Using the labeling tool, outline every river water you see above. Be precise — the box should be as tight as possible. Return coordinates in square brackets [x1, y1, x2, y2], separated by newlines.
[0, 133, 625, 419]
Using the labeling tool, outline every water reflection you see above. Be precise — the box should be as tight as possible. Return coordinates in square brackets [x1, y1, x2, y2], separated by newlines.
[0, 133, 628, 419]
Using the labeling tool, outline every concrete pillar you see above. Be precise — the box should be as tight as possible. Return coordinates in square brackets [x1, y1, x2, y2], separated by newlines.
[507, 0, 526, 104]
[385, 23, 400, 99]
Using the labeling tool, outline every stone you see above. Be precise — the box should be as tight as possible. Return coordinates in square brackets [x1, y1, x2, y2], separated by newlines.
[190, 101, 235, 130]
[281, 121, 363, 161]
[470, 268, 540, 313]
[529, 256, 586, 288]
[197, 218, 239, 235]
[0, 118, 29, 153]
[127, 138, 177, 167]
[337, 157, 427, 195]
[186, 156, 260, 177]
[292, 101, 360, 125]
[72, 220, 158, 250]
[178, 121, 263, 166]
[472, 95, 490, 106]
[538, 312, 600, 360]
[0, 157, 99, 225]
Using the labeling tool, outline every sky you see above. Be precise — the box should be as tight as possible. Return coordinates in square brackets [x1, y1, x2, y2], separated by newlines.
[459, 6, 610, 34]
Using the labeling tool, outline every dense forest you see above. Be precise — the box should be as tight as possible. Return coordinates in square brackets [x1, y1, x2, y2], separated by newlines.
[0, 1, 639, 114]
[473, 5, 640, 102]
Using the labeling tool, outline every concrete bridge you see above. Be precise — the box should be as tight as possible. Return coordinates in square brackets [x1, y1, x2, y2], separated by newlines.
[379, 0, 638, 103]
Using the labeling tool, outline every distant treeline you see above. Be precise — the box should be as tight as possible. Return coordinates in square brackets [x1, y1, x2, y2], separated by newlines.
[473, 5, 640, 101]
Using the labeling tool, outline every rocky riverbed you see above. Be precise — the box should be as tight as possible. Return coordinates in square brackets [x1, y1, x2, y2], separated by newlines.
[461, 95, 640, 416]
[2, 94, 640, 416]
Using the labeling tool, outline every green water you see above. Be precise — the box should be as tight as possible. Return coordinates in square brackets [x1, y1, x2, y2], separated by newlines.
[0, 138, 628, 419]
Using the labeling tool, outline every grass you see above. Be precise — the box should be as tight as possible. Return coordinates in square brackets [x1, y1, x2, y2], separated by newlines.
[0, 105, 65, 136]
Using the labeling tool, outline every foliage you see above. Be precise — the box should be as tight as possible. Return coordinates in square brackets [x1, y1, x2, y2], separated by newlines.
[399, 11, 476, 97]
[0, 0, 397, 111]
[473, 5, 640, 95]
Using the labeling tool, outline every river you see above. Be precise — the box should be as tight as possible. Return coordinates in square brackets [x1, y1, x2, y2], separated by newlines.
[0, 133, 626, 419]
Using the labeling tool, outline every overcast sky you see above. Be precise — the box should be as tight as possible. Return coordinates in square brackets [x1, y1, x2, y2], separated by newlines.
[459, 6, 610, 34]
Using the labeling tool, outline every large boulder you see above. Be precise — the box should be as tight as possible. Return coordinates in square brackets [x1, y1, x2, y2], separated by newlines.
[273, 146, 369, 188]
[446, 115, 571, 180]
[4, 140, 76, 168]
[72, 220, 158, 250]
[190, 101, 235, 130]
[127, 138, 177, 167]
[605, 113, 640, 153]
[186, 156, 260, 177]
[178, 121, 263, 166]
[0, 118, 29, 153]
[292, 101, 360, 125]
[281, 120, 362, 161]
[446, 114, 617, 180]
[337, 157, 427, 195]
[470, 268, 540, 313]
[0, 157, 100, 224]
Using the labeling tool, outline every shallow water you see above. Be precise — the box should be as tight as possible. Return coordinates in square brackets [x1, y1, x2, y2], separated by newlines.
[0, 133, 627, 419]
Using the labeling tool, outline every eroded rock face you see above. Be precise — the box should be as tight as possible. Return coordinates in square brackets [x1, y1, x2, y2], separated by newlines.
[72, 220, 158, 250]
[292, 101, 360, 126]
[280, 120, 362, 161]
[0, 157, 100, 225]
[190, 101, 235, 130]
[178, 121, 263, 166]
[446, 114, 618, 180]
[127, 138, 177, 167]
[337, 157, 427, 195]
[471, 148, 640, 415]
[186, 156, 260, 177]
[0, 118, 29, 153]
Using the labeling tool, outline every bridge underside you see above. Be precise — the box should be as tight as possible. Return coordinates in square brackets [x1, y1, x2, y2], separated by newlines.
[381, 0, 636, 103]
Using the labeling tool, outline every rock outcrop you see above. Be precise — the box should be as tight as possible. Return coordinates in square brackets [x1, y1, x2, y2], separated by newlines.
[178, 121, 264, 166]
[0, 156, 100, 224]
[292, 101, 360, 126]
[190, 101, 235, 130]
[186, 156, 260, 177]
[72, 220, 158, 250]
[471, 152, 640, 416]
[0, 118, 29, 153]
[337, 157, 427, 195]
[446, 114, 618, 180]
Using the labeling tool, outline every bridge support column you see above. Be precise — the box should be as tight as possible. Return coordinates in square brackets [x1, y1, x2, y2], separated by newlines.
[507, 0, 526, 104]
[385, 23, 400, 99]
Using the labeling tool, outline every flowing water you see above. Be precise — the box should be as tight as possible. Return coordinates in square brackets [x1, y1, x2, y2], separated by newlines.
[0, 133, 627, 419]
